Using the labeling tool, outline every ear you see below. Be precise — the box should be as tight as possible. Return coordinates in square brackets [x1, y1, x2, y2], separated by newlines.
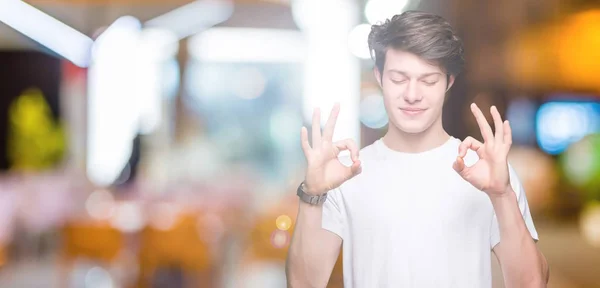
[446, 74, 455, 92]
[374, 67, 383, 88]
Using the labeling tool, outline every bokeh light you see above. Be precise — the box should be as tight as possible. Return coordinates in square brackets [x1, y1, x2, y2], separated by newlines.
[561, 134, 600, 199]
[275, 215, 292, 231]
[348, 24, 372, 59]
[85, 189, 115, 220]
[87, 15, 143, 187]
[536, 101, 600, 155]
[269, 107, 303, 148]
[187, 64, 229, 102]
[508, 146, 558, 213]
[360, 92, 388, 129]
[580, 202, 600, 248]
[198, 212, 226, 244]
[555, 10, 600, 91]
[148, 202, 180, 231]
[109, 202, 144, 233]
[163, 58, 180, 100]
[365, 0, 411, 25]
[84, 266, 114, 288]
[506, 98, 537, 145]
[231, 67, 267, 100]
[137, 28, 178, 61]
[292, 0, 356, 32]
[69, 262, 115, 288]
[270, 230, 289, 249]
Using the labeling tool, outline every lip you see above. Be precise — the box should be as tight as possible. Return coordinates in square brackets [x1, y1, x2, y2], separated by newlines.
[399, 108, 427, 115]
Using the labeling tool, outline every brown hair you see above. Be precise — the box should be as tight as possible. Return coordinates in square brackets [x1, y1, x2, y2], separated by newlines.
[368, 11, 465, 79]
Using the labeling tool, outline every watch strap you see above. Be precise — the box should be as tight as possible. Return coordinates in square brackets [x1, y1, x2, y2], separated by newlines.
[296, 182, 328, 205]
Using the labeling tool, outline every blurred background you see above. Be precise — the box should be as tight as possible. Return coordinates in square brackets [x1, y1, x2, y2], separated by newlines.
[0, 0, 599, 287]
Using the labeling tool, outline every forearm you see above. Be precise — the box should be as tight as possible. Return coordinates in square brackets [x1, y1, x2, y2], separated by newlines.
[286, 201, 340, 288]
[491, 189, 548, 287]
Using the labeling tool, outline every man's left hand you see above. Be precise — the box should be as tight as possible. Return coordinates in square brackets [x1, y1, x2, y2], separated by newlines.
[453, 103, 512, 198]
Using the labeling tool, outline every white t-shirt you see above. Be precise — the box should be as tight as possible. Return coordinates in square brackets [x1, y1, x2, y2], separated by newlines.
[322, 137, 538, 288]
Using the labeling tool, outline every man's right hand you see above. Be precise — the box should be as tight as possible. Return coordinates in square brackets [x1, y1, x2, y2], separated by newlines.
[301, 103, 362, 196]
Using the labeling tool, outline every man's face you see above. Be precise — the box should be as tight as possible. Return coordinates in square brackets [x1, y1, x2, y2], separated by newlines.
[375, 49, 454, 134]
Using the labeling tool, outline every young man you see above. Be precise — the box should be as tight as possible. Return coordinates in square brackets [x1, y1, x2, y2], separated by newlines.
[286, 11, 549, 288]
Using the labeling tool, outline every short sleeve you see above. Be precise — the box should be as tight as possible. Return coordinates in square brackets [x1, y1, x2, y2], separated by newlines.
[490, 163, 539, 249]
[321, 187, 346, 239]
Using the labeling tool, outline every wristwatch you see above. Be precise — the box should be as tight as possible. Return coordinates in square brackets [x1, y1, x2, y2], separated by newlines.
[296, 182, 328, 205]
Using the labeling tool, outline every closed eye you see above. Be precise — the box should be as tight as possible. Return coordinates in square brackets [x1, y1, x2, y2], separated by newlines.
[391, 79, 407, 84]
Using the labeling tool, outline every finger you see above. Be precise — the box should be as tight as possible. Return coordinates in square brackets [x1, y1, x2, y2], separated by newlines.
[490, 106, 504, 144]
[470, 103, 494, 143]
[349, 160, 362, 177]
[334, 139, 360, 162]
[503, 120, 512, 146]
[311, 108, 322, 148]
[322, 103, 340, 142]
[341, 160, 362, 181]
[458, 136, 484, 158]
[452, 156, 466, 174]
[300, 126, 311, 155]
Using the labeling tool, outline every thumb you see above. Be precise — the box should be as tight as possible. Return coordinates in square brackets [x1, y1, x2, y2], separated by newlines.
[346, 160, 362, 180]
[452, 156, 467, 176]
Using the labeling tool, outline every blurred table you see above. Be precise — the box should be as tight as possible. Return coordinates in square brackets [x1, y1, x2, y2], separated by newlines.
[537, 221, 600, 288]
[492, 221, 600, 288]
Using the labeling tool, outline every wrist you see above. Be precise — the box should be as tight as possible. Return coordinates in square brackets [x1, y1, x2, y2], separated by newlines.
[302, 181, 328, 196]
[489, 186, 516, 206]
[297, 182, 329, 205]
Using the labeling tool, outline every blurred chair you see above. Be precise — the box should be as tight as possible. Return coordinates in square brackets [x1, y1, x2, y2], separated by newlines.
[329, 253, 343, 287]
[137, 213, 216, 288]
[60, 221, 124, 287]
[243, 197, 344, 288]
[0, 243, 6, 269]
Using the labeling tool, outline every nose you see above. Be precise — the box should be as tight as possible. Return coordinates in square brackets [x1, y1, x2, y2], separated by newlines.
[402, 80, 422, 104]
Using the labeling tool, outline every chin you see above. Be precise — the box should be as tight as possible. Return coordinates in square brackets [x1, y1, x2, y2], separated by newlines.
[398, 126, 428, 134]
[394, 123, 429, 134]
[388, 117, 432, 134]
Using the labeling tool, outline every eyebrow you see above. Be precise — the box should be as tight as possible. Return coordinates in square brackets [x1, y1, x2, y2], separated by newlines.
[386, 70, 442, 78]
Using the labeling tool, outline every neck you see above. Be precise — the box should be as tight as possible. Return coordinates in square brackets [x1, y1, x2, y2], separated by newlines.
[383, 117, 450, 153]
